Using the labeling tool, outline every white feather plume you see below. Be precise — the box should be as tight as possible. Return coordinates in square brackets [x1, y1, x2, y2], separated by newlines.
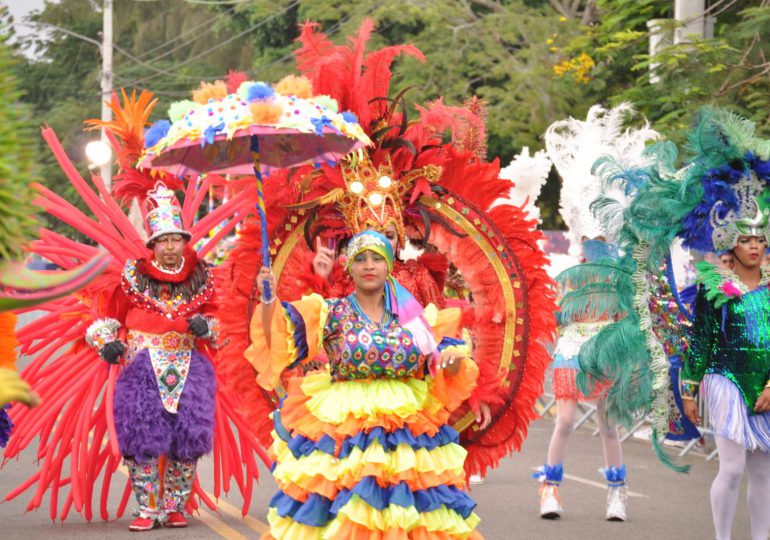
[495, 147, 552, 222]
[545, 102, 659, 256]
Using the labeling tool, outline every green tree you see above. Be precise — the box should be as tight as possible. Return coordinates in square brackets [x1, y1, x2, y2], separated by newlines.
[558, 0, 770, 142]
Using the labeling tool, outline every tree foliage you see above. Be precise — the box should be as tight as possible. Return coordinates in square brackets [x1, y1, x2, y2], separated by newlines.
[8, 0, 770, 232]
[558, 0, 770, 143]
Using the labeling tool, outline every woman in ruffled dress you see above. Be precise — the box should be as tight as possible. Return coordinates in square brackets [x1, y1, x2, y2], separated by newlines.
[248, 229, 482, 539]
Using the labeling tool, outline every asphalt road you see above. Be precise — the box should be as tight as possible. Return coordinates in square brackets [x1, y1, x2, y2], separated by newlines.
[1, 404, 755, 540]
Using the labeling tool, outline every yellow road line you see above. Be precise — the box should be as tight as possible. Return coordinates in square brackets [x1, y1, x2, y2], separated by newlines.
[198, 508, 251, 540]
[214, 498, 269, 535]
[116, 462, 270, 536]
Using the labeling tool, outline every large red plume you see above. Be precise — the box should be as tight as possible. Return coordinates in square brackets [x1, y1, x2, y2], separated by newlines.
[85, 89, 183, 207]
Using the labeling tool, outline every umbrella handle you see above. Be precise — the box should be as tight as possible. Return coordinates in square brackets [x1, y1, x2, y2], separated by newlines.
[250, 135, 273, 301]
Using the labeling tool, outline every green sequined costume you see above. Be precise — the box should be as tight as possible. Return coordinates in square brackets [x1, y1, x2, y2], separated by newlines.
[683, 262, 770, 451]
[685, 288, 770, 411]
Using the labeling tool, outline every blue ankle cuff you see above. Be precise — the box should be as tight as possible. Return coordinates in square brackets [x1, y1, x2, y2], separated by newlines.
[603, 465, 626, 486]
[533, 463, 564, 484]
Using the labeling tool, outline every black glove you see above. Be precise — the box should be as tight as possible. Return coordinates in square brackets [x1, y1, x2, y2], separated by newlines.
[99, 341, 125, 364]
[186, 316, 209, 338]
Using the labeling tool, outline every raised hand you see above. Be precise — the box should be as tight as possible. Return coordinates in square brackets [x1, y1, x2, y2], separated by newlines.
[312, 237, 336, 279]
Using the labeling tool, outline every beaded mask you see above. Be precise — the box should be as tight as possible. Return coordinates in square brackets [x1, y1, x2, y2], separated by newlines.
[144, 182, 191, 247]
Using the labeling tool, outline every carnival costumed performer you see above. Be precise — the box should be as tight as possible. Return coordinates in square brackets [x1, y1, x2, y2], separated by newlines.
[216, 23, 557, 486]
[536, 104, 660, 521]
[668, 112, 770, 540]
[2, 89, 266, 527]
[83, 183, 219, 531]
[249, 229, 482, 539]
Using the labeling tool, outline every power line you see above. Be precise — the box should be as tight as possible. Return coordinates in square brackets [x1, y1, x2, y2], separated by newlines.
[129, 0, 301, 86]
[131, 2, 239, 62]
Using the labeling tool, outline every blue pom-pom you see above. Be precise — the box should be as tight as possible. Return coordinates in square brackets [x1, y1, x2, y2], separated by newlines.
[532, 463, 563, 484]
[603, 464, 627, 484]
[341, 111, 358, 124]
[247, 82, 275, 102]
[144, 120, 171, 148]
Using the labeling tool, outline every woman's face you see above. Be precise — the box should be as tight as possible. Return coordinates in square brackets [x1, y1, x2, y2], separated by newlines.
[349, 249, 389, 293]
[381, 223, 399, 253]
[732, 235, 767, 269]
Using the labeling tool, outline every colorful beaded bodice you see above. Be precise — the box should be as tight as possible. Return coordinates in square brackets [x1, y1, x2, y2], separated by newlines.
[323, 296, 424, 381]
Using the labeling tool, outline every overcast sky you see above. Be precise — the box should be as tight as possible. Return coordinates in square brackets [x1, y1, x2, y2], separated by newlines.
[5, 0, 48, 23]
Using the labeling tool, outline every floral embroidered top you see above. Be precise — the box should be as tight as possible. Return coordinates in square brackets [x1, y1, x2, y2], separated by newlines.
[684, 261, 770, 412]
[245, 293, 468, 391]
[323, 296, 423, 381]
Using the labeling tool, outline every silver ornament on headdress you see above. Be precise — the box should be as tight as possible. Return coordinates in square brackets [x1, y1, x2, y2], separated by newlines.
[710, 171, 770, 252]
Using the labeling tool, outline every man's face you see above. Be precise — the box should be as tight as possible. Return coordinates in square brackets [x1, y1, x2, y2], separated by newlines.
[719, 253, 735, 270]
[151, 234, 186, 268]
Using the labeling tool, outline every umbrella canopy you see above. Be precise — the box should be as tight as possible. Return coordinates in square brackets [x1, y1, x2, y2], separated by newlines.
[139, 80, 371, 176]
[138, 77, 371, 298]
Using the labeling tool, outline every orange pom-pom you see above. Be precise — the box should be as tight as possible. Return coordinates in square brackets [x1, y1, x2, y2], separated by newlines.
[274, 75, 313, 99]
[249, 102, 284, 125]
[192, 81, 228, 104]
[0, 312, 19, 370]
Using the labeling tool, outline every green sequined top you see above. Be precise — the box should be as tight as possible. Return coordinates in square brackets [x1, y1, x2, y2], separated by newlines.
[684, 264, 770, 412]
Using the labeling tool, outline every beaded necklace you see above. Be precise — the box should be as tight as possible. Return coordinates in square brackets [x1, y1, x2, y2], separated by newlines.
[151, 256, 186, 275]
[348, 293, 392, 327]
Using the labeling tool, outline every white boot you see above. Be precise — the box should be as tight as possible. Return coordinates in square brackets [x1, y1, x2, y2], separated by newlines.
[539, 482, 563, 519]
[606, 484, 627, 521]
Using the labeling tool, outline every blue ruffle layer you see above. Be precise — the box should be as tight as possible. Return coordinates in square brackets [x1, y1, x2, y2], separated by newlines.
[270, 477, 476, 527]
[273, 409, 459, 459]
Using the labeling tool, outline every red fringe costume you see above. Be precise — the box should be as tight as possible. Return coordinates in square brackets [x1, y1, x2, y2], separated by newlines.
[216, 21, 557, 478]
[2, 91, 268, 522]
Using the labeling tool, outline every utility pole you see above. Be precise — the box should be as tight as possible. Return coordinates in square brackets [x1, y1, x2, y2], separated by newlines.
[100, 0, 113, 191]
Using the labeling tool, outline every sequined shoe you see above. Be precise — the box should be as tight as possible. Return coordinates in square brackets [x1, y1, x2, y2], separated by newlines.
[539, 483, 563, 519]
[128, 517, 159, 531]
[165, 511, 188, 528]
[606, 485, 627, 521]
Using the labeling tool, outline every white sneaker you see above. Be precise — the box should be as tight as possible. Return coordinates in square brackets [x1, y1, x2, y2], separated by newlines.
[539, 483, 562, 519]
[469, 474, 485, 485]
[606, 485, 627, 521]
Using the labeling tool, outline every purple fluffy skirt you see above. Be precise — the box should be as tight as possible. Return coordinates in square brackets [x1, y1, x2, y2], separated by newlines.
[114, 349, 216, 463]
[0, 406, 12, 448]
[703, 374, 770, 452]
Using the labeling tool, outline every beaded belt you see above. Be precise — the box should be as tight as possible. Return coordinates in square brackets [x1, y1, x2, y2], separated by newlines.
[126, 330, 195, 362]
[126, 330, 195, 414]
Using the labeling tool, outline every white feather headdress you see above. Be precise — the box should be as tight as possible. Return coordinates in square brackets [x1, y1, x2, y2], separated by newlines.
[545, 103, 659, 257]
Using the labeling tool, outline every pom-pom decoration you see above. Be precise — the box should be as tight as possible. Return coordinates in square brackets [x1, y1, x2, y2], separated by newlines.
[192, 80, 228, 104]
[274, 74, 313, 98]
[143, 120, 171, 149]
[249, 102, 283, 125]
[167, 100, 198, 123]
[246, 82, 275, 102]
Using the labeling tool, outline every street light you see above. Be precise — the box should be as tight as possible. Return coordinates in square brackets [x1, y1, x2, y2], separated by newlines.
[85, 139, 112, 168]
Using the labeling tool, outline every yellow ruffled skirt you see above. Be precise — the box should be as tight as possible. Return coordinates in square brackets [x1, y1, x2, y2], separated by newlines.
[262, 361, 482, 539]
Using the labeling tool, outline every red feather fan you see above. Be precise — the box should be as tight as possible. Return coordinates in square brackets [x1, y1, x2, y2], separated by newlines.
[216, 20, 557, 478]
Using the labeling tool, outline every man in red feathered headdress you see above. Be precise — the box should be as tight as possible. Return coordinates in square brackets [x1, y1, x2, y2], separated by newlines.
[85, 182, 218, 531]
